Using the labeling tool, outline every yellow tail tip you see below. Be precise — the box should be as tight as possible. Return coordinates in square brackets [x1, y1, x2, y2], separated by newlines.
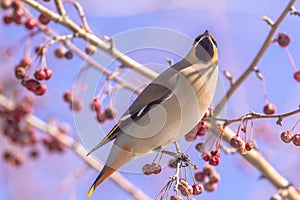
[86, 185, 95, 198]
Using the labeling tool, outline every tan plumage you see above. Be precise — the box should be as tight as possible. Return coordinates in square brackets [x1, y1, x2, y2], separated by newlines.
[86, 30, 219, 198]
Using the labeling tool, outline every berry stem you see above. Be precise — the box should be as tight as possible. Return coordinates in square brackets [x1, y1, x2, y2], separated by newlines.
[290, 118, 300, 132]
[284, 47, 298, 71]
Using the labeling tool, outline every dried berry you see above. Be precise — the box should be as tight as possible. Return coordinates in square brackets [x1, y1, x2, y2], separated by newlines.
[292, 134, 300, 146]
[263, 103, 276, 114]
[294, 71, 300, 82]
[245, 142, 254, 151]
[280, 131, 293, 143]
[230, 135, 244, 148]
[277, 33, 290, 48]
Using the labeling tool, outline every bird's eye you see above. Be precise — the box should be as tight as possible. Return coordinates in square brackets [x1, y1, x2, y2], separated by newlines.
[193, 34, 203, 45]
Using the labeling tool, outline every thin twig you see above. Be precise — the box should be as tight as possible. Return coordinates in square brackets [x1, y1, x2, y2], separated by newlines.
[214, 0, 296, 115]
[36, 22, 141, 94]
[21, 0, 159, 80]
[54, 0, 67, 18]
[0, 93, 151, 200]
[210, 123, 300, 199]
[63, 0, 92, 32]
[219, 107, 300, 126]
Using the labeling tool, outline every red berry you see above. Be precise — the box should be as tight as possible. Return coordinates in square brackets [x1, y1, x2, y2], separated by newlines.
[85, 45, 97, 55]
[280, 131, 293, 143]
[263, 103, 276, 114]
[1, 0, 12, 9]
[277, 33, 290, 48]
[64, 51, 73, 59]
[35, 45, 44, 55]
[34, 69, 47, 80]
[209, 156, 220, 166]
[3, 151, 13, 161]
[104, 107, 116, 119]
[204, 182, 217, 192]
[241, 126, 247, 133]
[15, 66, 26, 79]
[43, 68, 53, 80]
[20, 57, 32, 67]
[203, 165, 214, 176]
[168, 159, 177, 168]
[180, 185, 193, 196]
[38, 13, 50, 25]
[197, 121, 207, 136]
[54, 47, 67, 58]
[63, 91, 73, 102]
[202, 152, 211, 162]
[210, 150, 220, 158]
[90, 98, 102, 112]
[96, 113, 106, 123]
[230, 135, 244, 148]
[170, 194, 183, 200]
[150, 163, 161, 174]
[294, 71, 300, 82]
[70, 100, 83, 111]
[292, 134, 300, 146]
[192, 183, 203, 195]
[34, 83, 47, 96]
[13, 9, 24, 24]
[14, 154, 24, 166]
[3, 14, 13, 24]
[195, 171, 206, 182]
[195, 142, 206, 153]
[209, 172, 220, 183]
[142, 164, 152, 175]
[25, 79, 40, 91]
[29, 149, 39, 158]
[185, 129, 197, 141]
[245, 142, 254, 151]
[25, 18, 37, 30]
[12, 1, 21, 9]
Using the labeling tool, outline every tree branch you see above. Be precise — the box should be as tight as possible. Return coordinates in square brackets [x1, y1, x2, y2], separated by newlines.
[21, 0, 159, 80]
[211, 123, 300, 199]
[0, 93, 151, 200]
[214, 0, 297, 115]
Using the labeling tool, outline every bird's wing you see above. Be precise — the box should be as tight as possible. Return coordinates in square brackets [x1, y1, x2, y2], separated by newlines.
[87, 61, 189, 156]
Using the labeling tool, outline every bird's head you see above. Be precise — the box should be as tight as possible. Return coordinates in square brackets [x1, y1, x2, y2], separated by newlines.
[186, 30, 218, 66]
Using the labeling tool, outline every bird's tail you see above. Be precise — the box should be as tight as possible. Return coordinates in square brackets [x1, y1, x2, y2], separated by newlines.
[86, 144, 134, 198]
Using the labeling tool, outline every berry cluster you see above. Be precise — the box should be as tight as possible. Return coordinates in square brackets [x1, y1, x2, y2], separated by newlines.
[13, 57, 50, 96]
[2, 150, 24, 166]
[0, 90, 69, 167]
[54, 46, 74, 60]
[184, 120, 207, 142]
[194, 165, 220, 192]
[201, 149, 221, 166]
[280, 130, 300, 146]
[142, 163, 162, 175]
[90, 98, 116, 123]
[230, 134, 254, 152]
[168, 165, 220, 200]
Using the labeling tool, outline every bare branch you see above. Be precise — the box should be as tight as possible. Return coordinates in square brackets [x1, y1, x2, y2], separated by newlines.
[0, 93, 152, 200]
[21, 0, 159, 80]
[219, 107, 300, 126]
[211, 124, 300, 199]
[214, 0, 297, 115]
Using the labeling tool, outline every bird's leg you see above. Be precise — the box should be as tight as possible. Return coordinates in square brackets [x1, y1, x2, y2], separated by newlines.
[153, 144, 190, 163]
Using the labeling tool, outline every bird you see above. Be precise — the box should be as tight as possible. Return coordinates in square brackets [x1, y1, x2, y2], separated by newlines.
[86, 29, 219, 198]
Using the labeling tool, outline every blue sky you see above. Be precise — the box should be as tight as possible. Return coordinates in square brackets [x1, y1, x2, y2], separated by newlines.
[0, 0, 300, 199]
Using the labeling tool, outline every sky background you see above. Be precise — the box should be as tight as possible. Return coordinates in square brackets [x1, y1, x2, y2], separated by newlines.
[0, 0, 300, 199]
